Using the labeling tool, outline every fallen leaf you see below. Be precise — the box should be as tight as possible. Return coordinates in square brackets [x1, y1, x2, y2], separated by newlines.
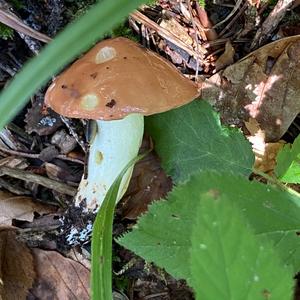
[30, 249, 89, 299]
[66, 248, 91, 270]
[51, 129, 77, 154]
[254, 141, 285, 173]
[245, 116, 285, 173]
[121, 151, 172, 220]
[201, 35, 300, 141]
[0, 227, 35, 300]
[45, 162, 82, 183]
[0, 190, 55, 225]
[214, 40, 235, 71]
[120, 136, 172, 220]
[277, 25, 300, 38]
[25, 100, 62, 136]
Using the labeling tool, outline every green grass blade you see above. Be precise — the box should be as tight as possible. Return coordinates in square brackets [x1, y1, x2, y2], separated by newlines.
[0, 0, 145, 130]
[91, 155, 144, 300]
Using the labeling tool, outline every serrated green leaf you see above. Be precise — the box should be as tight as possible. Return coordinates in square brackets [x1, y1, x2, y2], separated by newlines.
[145, 101, 254, 183]
[190, 194, 293, 300]
[118, 171, 300, 281]
[275, 135, 300, 183]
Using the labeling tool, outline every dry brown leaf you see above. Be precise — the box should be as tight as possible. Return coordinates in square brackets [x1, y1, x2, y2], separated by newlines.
[120, 137, 172, 220]
[245, 117, 266, 152]
[30, 249, 89, 300]
[66, 248, 91, 270]
[253, 141, 285, 173]
[0, 227, 35, 300]
[201, 35, 300, 141]
[25, 101, 63, 136]
[215, 40, 235, 72]
[0, 190, 55, 225]
[245, 118, 285, 173]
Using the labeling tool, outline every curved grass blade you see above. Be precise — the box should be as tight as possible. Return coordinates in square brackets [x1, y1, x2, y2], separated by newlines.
[0, 0, 146, 130]
[91, 154, 144, 300]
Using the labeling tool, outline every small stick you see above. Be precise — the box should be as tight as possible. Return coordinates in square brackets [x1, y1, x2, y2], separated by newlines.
[0, 9, 51, 43]
[130, 10, 207, 58]
[0, 166, 77, 196]
[213, 0, 243, 29]
[0, 177, 30, 195]
[218, 2, 248, 37]
[253, 168, 300, 197]
[186, 0, 200, 80]
[0, 145, 84, 165]
[250, 0, 296, 49]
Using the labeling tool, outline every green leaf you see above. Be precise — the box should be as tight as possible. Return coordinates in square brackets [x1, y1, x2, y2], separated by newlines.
[190, 193, 293, 300]
[118, 171, 300, 280]
[91, 155, 143, 300]
[0, 0, 146, 131]
[145, 101, 254, 183]
[275, 135, 300, 183]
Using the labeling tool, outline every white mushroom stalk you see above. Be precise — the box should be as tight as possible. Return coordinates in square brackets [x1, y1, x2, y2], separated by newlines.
[74, 114, 144, 211]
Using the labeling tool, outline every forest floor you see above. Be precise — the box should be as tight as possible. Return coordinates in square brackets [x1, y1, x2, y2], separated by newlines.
[0, 0, 299, 299]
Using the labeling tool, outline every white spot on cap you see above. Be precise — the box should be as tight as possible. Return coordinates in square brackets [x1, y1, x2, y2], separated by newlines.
[95, 46, 116, 64]
[81, 94, 99, 110]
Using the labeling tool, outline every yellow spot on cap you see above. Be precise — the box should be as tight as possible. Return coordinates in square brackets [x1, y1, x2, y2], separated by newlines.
[95, 151, 103, 164]
[81, 94, 99, 110]
[95, 46, 117, 64]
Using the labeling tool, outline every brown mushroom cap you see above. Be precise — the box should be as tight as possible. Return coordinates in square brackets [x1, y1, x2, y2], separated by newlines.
[45, 37, 199, 120]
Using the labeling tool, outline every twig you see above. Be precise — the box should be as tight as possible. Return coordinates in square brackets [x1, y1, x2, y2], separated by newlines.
[0, 166, 77, 196]
[0, 9, 51, 43]
[213, 0, 243, 29]
[144, 292, 168, 299]
[0, 177, 30, 195]
[253, 168, 300, 197]
[0, 145, 84, 165]
[186, 0, 200, 80]
[250, 0, 296, 49]
[130, 10, 207, 59]
[219, 2, 248, 37]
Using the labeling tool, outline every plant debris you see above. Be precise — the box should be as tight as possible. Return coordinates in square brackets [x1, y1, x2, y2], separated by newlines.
[0, 0, 300, 299]
[0, 189, 55, 225]
[201, 35, 300, 141]
[0, 227, 35, 299]
[30, 248, 90, 299]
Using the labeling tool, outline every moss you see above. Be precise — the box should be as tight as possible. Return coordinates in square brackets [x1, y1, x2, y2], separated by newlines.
[113, 275, 129, 293]
[198, 0, 206, 8]
[8, 0, 24, 9]
[146, 0, 158, 5]
[64, 0, 97, 21]
[111, 22, 137, 41]
[0, 24, 14, 40]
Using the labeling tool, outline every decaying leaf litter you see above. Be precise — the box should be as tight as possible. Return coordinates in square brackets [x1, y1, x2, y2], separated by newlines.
[0, 0, 299, 299]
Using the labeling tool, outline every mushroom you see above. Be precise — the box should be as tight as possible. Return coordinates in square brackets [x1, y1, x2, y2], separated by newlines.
[45, 37, 199, 213]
